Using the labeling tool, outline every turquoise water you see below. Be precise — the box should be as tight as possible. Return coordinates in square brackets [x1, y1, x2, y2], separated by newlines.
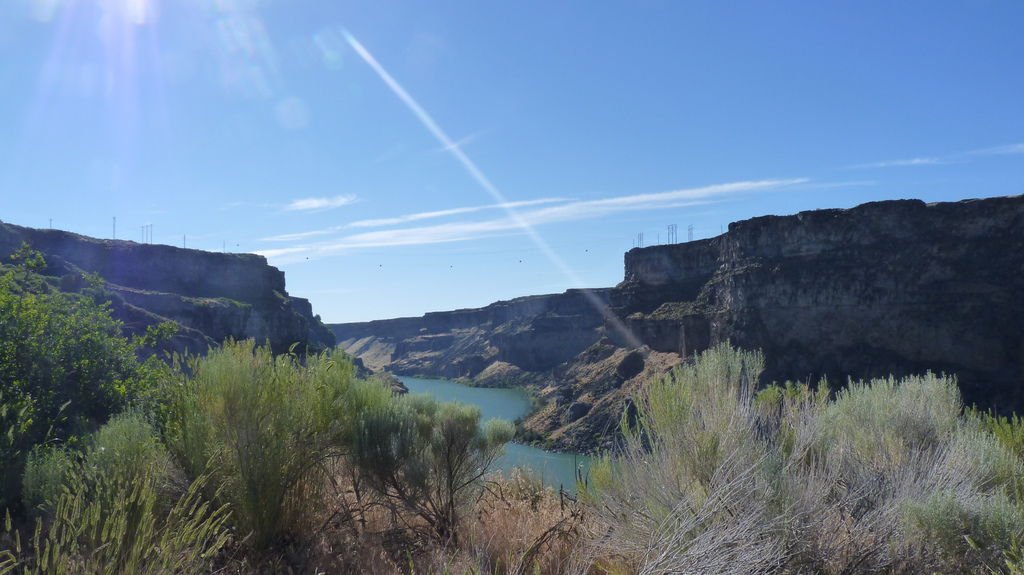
[400, 376, 590, 492]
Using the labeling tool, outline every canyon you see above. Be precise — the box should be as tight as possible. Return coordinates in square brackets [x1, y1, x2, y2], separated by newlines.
[4, 195, 1021, 453]
[332, 195, 1024, 451]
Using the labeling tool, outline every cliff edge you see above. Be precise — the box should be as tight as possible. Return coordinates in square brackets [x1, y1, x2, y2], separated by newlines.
[331, 195, 1024, 451]
[0, 221, 335, 355]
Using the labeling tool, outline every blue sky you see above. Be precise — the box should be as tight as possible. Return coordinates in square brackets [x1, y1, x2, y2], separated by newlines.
[1, 1, 1022, 322]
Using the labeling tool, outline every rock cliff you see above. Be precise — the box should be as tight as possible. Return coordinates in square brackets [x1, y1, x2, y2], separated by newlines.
[0, 221, 335, 355]
[333, 289, 610, 380]
[331, 195, 1024, 451]
[616, 196, 1024, 410]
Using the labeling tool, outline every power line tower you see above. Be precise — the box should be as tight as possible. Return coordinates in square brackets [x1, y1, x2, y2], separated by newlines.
[667, 224, 678, 244]
[687, 224, 694, 242]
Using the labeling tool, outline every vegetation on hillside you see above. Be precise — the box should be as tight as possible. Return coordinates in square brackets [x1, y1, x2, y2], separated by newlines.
[1, 247, 1022, 573]
[0, 246, 170, 511]
[0, 249, 548, 573]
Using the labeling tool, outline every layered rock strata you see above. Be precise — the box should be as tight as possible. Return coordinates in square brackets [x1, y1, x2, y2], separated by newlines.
[0, 221, 335, 355]
[337, 195, 1024, 450]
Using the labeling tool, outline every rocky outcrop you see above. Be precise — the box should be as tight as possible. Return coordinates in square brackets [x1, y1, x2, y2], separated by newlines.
[616, 196, 1024, 410]
[331, 195, 1024, 451]
[0, 221, 335, 355]
[331, 289, 610, 381]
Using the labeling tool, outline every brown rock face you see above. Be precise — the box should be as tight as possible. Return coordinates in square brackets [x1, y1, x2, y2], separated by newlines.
[331, 289, 610, 382]
[0, 221, 335, 355]
[332, 195, 1024, 450]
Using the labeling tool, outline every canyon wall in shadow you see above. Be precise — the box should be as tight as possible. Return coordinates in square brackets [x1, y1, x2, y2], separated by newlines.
[332, 195, 1024, 451]
[0, 221, 335, 355]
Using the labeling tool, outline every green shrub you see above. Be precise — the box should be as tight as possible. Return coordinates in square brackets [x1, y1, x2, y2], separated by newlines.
[975, 411, 1024, 462]
[905, 489, 1024, 572]
[583, 344, 785, 574]
[2, 472, 229, 575]
[816, 372, 962, 469]
[0, 250, 163, 510]
[582, 344, 1024, 574]
[85, 411, 175, 488]
[1003, 533, 1024, 575]
[3, 412, 229, 575]
[165, 339, 391, 548]
[21, 447, 74, 517]
[0, 388, 34, 514]
[353, 394, 514, 543]
[23, 412, 176, 519]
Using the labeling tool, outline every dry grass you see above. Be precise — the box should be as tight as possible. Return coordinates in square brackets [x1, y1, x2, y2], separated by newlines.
[209, 467, 584, 575]
[464, 469, 584, 575]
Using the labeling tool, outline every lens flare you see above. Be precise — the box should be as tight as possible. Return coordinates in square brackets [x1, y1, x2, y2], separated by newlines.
[105, 0, 154, 26]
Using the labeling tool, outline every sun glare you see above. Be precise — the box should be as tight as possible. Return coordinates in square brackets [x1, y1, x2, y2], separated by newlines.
[30, 0, 155, 25]
[102, 0, 155, 26]
[30, 0, 154, 24]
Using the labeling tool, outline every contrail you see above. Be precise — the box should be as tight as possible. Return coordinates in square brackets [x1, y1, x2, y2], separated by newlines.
[344, 30, 644, 348]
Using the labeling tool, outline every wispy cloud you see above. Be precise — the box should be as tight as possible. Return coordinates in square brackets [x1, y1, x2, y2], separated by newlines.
[967, 143, 1024, 156]
[588, 178, 803, 214]
[261, 227, 343, 242]
[348, 197, 568, 229]
[255, 246, 310, 260]
[850, 141, 1024, 170]
[790, 180, 876, 190]
[260, 197, 569, 242]
[284, 194, 358, 212]
[850, 157, 945, 169]
[255, 178, 811, 262]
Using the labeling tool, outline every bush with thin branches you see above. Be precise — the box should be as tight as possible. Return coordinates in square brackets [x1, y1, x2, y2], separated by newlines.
[580, 344, 1024, 575]
[164, 339, 393, 549]
[352, 394, 515, 544]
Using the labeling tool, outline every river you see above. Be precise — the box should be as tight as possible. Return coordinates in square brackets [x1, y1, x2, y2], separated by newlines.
[399, 376, 590, 493]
